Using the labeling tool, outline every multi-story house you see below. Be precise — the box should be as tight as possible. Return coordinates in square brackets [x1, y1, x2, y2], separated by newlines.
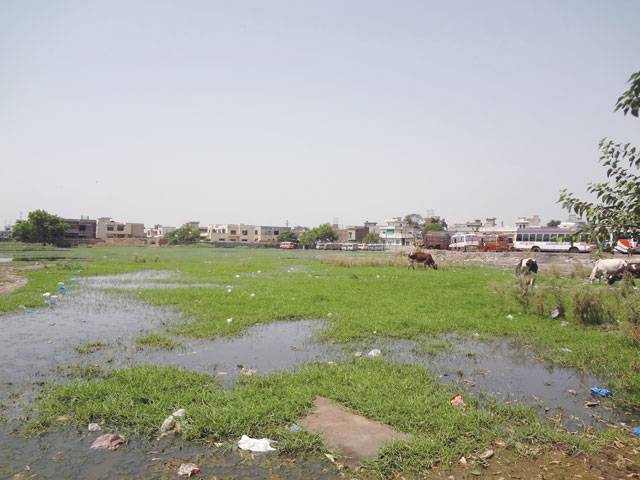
[96, 217, 145, 240]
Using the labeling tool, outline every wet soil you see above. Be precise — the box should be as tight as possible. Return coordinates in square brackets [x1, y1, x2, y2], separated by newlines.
[0, 268, 27, 296]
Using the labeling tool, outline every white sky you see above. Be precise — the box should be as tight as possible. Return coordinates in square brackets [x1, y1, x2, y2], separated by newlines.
[1, 1, 639, 228]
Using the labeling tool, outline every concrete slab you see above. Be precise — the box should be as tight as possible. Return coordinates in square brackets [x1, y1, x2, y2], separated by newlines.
[300, 396, 410, 466]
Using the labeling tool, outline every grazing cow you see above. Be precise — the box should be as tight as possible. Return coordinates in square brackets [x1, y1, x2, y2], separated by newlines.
[589, 259, 628, 283]
[515, 258, 538, 286]
[606, 262, 640, 285]
[408, 252, 438, 270]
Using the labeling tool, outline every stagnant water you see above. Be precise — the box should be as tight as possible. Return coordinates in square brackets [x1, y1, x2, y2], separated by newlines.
[0, 270, 637, 478]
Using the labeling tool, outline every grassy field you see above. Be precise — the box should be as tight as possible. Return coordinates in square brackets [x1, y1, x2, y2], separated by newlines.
[2, 243, 640, 475]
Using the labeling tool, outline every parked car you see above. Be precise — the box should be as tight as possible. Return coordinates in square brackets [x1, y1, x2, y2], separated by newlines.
[280, 241, 297, 249]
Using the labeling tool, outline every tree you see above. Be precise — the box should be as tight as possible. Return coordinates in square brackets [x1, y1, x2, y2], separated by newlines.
[422, 223, 444, 233]
[559, 69, 640, 246]
[167, 224, 201, 243]
[403, 213, 424, 226]
[12, 210, 66, 245]
[362, 231, 381, 244]
[314, 223, 338, 242]
[277, 230, 298, 242]
[546, 220, 561, 228]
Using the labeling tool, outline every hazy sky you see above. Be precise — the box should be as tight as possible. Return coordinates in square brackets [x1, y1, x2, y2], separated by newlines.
[2, 1, 639, 229]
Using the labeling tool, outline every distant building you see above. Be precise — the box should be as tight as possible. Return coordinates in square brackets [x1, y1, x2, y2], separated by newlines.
[207, 224, 256, 242]
[255, 225, 290, 243]
[337, 225, 369, 243]
[375, 217, 421, 248]
[146, 225, 176, 239]
[63, 217, 97, 245]
[96, 217, 145, 240]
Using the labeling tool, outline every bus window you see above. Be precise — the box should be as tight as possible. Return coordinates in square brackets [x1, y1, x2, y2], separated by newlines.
[543, 234, 550, 242]
[557, 234, 564, 242]
[549, 234, 557, 242]
[536, 233, 543, 242]
[516, 233, 522, 241]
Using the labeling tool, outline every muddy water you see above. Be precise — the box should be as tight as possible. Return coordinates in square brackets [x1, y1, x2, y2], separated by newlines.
[0, 425, 337, 479]
[367, 337, 639, 431]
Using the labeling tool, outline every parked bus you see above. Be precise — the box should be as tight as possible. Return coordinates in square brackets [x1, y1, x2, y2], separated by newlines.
[479, 234, 513, 252]
[279, 241, 297, 249]
[449, 233, 481, 251]
[513, 228, 592, 253]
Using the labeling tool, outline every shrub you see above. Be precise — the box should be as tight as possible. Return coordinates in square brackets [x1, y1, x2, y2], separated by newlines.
[572, 288, 614, 325]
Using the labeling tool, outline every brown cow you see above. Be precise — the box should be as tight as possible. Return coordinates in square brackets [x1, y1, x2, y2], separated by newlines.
[408, 252, 438, 270]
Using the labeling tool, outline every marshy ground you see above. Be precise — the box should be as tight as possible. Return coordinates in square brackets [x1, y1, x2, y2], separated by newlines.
[1, 243, 640, 479]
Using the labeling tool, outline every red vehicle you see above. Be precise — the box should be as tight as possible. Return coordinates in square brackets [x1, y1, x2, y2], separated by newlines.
[421, 231, 450, 250]
[479, 234, 513, 252]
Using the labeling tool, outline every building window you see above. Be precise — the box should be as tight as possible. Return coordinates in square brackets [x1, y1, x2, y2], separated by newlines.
[242, 230, 248, 236]
[107, 226, 114, 231]
[117, 225, 125, 231]
[274, 230, 279, 235]
[230, 230, 236, 235]
[79, 225, 86, 231]
[254, 230, 258, 235]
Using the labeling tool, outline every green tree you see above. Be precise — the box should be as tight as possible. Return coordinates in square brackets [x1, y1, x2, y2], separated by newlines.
[362, 231, 381, 244]
[12, 210, 66, 245]
[421, 223, 444, 233]
[314, 223, 338, 242]
[167, 224, 201, 243]
[298, 230, 317, 247]
[277, 230, 298, 242]
[559, 69, 640, 246]
[403, 213, 424, 226]
[546, 220, 561, 227]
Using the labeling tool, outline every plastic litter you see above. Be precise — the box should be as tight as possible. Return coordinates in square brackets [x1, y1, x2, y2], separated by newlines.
[561, 348, 572, 353]
[88, 423, 101, 432]
[240, 367, 256, 376]
[354, 351, 363, 357]
[479, 449, 494, 459]
[450, 394, 465, 407]
[226, 318, 233, 324]
[42, 292, 51, 297]
[289, 423, 302, 433]
[173, 408, 186, 417]
[177, 463, 201, 477]
[250, 293, 255, 297]
[560, 321, 569, 327]
[159, 408, 186, 436]
[551, 306, 564, 319]
[237, 434, 276, 452]
[90, 433, 125, 450]
[506, 314, 513, 320]
[631, 427, 640, 437]
[590, 387, 613, 397]
[235, 274, 240, 278]
[58, 286, 67, 293]
[367, 349, 381, 357]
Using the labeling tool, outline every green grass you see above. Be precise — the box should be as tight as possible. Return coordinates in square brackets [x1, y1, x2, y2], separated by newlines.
[31, 360, 610, 476]
[135, 332, 181, 350]
[75, 341, 108, 354]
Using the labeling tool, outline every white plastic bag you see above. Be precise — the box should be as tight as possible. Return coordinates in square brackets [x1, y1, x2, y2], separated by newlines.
[237, 434, 276, 452]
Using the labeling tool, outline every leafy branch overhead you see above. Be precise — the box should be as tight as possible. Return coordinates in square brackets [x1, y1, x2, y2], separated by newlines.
[559, 69, 640, 244]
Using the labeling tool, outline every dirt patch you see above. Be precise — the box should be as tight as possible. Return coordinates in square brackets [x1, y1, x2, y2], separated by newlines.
[300, 396, 410, 467]
[0, 267, 27, 296]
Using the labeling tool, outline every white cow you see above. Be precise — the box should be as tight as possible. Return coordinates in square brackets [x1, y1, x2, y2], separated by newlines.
[589, 259, 628, 283]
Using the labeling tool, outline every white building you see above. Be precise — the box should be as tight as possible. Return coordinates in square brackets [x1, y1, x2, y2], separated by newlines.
[375, 217, 421, 248]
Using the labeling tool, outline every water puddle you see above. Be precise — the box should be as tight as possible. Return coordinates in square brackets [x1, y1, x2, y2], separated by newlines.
[82, 270, 221, 290]
[0, 424, 337, 480]
[373, 337, 639, 430]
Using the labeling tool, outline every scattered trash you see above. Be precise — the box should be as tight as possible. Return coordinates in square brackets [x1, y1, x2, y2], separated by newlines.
[327, 312, 333, 318]
[42, 292, 51, 297]
[591, 387, 613, 397]
[560, 321, 569, 327]
[367, 349, 381, 357]
[226, 318, 233, 324]
[57, 282, 64, 287]
[494, 439, 507, 448]
[354, 351, 363, 357]
[458, 456, 467, 465]
[90, 433, 125, 450]
[250, 293, 255, 297]
[506, 314, 513, 320]
[479, 449, 494, 459]
[631, 427, 640, 437]
[561, 348, 572, 353]
[237, 435, 276, 452]
[289, 423, 302, 433]
[177, 463, 201, 477]
[87, 423, 101, 432]
[551, 306, 565, 319]
[240, 367, 256, 376]
[226, 288, 232, 293]
[450, 394, 465, 407]
[324, 453, 336, 463]
[568, 389, 577, 395]
[58, 286, 67, 293]
[159, 408, 186, 436]
[585, 400, 600, 408]
[69, 277, 77, 283]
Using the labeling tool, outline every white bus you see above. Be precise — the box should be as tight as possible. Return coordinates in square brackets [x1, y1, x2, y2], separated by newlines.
[513, 228, 592, 253]
[449, 233, 481, 251]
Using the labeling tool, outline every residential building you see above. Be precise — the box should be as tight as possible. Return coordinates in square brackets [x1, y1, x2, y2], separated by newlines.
[337, 225, 369, 243]
[96, 217, 145, 240]
[63, 217, 97, 244]
[376, 217, 421, 248]
[184, 221, 208, 239]
[146, 225, 176, 239]
[207, 224, 256, 242]
[255, 225, 290, 243]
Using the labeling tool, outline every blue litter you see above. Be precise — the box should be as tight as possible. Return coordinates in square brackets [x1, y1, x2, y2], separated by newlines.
[631, 427, 640, 437]
[590, 387, 613, 397]
[289, 424, 302, 433]
[58, 286, 67, 293]
[69, 277, 77, 283]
